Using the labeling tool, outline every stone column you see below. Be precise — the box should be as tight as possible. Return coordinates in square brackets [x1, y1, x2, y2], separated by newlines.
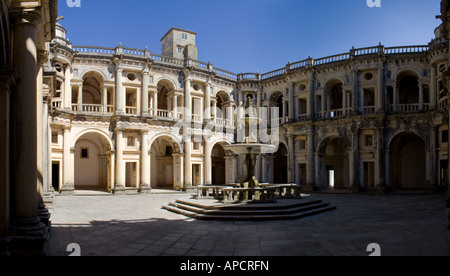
[306, 132, 315, 192]
[429, 126, 438, 193]
[77, 85, 83, 112]
[102, 85, 108, 113]
[140, 131, 151, 193]
[321, 90, 326, 119]
[352, 70, 359, 114]
[115, 67, 124, 115]
[288, 135, 295, 183]
[418, 82, 424, 110]
[350, 126, 361, 192]
[204, 140, 212, 185]
[173, 154, 184, 190]
[430, 65, 437, 109]
[377, 65, 385, 112]
[185, 78, 191, 117]
[393, 85, 398, 112]
[0, 71, 17, 256]
[115, 129, 125, 194]
[142, 70, 149, 116]
[153, 90, 158, 116]
[173, 94, 178, 119]
[9, 9, 48, 255]
[184, 137, 192, 190]
[109, 151, 115, 193]
[308, 72, 315, 120]
[342, 89, 347, 115]
[64, 65, 72, 111]
[375, 128, 385, 193]
[60, 126, 74, 195]
[289, 83, 295, 122]
[36, 51, 50, 226]
[204, 83, 211, 121]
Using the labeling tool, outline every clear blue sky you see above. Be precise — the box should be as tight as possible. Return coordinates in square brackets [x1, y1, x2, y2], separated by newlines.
[58, 0, 442, 73]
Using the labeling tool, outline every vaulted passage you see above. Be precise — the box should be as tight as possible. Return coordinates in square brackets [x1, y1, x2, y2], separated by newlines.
[318, 137, 350, 189]
[273, 143, 288, 184]
[74, 132, 111, 191]
[211, 143, 226, 185]
[389, 133, 427, 189]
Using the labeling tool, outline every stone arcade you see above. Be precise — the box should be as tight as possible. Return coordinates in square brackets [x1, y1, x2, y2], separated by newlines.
[1, 0, 450, 255]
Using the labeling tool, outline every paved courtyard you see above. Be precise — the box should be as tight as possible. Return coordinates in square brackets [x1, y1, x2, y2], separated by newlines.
[47, 192, 449, 256]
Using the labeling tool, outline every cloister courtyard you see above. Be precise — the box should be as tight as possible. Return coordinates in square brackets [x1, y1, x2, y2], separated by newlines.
[47, 192, 449, 257]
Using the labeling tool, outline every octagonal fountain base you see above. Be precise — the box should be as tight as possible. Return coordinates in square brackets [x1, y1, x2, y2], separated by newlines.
[162, 194, 336, 221]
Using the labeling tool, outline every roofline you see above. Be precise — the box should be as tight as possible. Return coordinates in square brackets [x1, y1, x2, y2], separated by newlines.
[160, 28, 197, 41]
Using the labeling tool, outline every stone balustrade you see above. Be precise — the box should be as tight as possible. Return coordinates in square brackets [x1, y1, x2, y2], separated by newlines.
[196, 183, 303, 203]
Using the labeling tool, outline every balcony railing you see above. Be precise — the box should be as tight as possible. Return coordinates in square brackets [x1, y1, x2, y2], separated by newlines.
[125, 106, 137, 115]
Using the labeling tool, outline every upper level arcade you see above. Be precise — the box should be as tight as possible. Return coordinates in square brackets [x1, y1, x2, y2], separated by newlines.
[48, 25, 450, 127]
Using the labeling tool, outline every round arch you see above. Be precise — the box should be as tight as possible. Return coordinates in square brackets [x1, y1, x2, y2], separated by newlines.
[148, 132, 183, 154]
[388, 131, 427, 189]
[155, 77, 178, 91]
[73, 130, 113, 192]
[72, 128, 114, 150]
[80, 69, 107, 83]
[316, 135, 351, 189]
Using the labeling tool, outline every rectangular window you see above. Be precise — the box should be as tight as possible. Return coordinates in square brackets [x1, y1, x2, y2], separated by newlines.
[51, 132, 58, 144]
[182, 33, 188, 40]
[365, 135, 374, 147]
[442, 130, 449, 144]
[178, 47, 183, 54]
[127, 136, 135, 147]
[81, 148, 89, 159]
[298, 140, 306, 150]
[193, 142, 200, 150]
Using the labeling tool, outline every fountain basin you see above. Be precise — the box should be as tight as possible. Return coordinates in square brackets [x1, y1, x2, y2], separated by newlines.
[224, 144, 277, 155]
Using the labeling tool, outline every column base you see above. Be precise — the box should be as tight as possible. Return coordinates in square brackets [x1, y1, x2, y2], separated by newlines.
[113, 186, 126, 195]
[139, 185, 152, 194]
[9, 217, 49, 256]
[59, 187, 75, 196]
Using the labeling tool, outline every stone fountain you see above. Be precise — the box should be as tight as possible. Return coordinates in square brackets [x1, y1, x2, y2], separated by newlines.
[162, 95, 337, 219]
[224, 94, 276, 188]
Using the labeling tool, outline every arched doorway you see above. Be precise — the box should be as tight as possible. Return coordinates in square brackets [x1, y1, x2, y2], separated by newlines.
[74, 132, 112, 191]
[273, 143, 288, 184]
[211, 143, 226, 185]
[318, 137, 350, 189]
[389, 132, 426, 189]
[150, 136, 181, 190]
[325, 79, 344, 111]
[270, 92, 284, 123]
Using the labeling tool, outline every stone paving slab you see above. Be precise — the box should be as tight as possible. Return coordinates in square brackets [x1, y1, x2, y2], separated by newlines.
[47, 193, 450, 256]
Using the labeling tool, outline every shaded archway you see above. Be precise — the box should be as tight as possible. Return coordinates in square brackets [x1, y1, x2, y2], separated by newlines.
[211, 143, 226, 185]
[273, 143, 288, 184]
[325, 79, 344, 111]
[397, 71, 419, 108]
[149, 135, 182, 190]
[318, 137, 350, 189]
[74, 131, 112, 192]
[389, 132, 426, 189]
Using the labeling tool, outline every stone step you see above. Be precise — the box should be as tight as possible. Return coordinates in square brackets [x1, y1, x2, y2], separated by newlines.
[170, 201, 331, 216]
[162, 198, 337, 221]
[174, 198, 324, 211]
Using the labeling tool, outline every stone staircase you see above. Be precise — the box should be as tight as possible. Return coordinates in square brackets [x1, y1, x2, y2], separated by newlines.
[162, 197, 336, 221]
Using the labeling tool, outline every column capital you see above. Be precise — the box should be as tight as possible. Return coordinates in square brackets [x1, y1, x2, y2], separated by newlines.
[10, 8, 41, 25]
